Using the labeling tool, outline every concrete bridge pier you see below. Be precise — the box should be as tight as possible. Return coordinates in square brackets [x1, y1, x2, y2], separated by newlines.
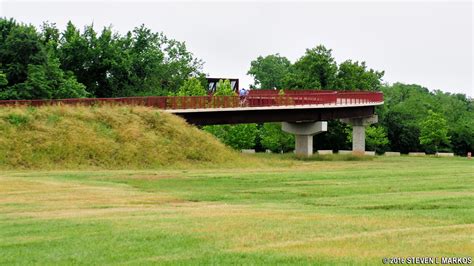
[340, 115, 378, 155]
[282, 121, 328, 157]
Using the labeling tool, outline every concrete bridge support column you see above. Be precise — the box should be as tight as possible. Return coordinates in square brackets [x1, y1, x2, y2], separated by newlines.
[282, 121, 327, 157]
[340, 115, 378, 155]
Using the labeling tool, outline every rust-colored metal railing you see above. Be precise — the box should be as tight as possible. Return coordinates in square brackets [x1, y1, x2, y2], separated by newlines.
[0, 90, 383, 110]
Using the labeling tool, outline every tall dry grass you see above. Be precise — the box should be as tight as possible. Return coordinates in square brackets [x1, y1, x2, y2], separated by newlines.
[0, 105, 242, 169]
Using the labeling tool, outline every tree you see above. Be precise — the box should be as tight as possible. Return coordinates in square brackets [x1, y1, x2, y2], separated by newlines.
[0, 19, 46, 86]
[248, 54, 291, 89]
[0, 19, 87, 100]
[382, 109, 419, 153]
[419, 110, 451, 153]
[430, 90, 474, 155]
[159, 35, 204, 95]
[203, 124, 258, 150]
[40, 21, 60, 54]
[0, 54, 87, 100]
[56, 73, 88, 99]
[0, 71, 9, 99]
[336, 60, 384, 91]
[214, 79, 235, 96]
[57, 22, 204, 97]
[58, 21, 93, 93]
[0, 71, 7, 87]
[260, 123, 294, 153]
[172, 77, 207, 108]
[175, 77, 207, 96]
[314, 121, 351, 151]
[284, 45, 337, 89]
[365, 125, 389, 153]
[450, 116, 474, 156]
[379, 83, 434, 153]
[226, 124, 259, 150]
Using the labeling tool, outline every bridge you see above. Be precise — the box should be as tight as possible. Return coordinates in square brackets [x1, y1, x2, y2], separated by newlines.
[0, 90, 383, 157]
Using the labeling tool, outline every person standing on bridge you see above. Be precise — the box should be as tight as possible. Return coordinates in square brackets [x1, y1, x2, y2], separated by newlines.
[239, 88, 248, 106]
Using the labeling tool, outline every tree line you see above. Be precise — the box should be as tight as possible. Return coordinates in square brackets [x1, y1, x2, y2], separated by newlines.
[1, 18, 472, 155]
[248, 46, 384, 91]
[244, 48, 473, 155]
[0, 18, 204, 99]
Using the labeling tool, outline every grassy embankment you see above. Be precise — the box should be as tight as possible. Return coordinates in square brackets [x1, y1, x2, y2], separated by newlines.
[1, 155, 472, 265]
[0, 105, 247, 169]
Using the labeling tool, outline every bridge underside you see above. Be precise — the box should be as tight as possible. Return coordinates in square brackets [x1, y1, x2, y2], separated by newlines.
[172, 106, 376, 125]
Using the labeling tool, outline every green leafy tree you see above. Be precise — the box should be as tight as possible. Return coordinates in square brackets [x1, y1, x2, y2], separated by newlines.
[284, 45, 337, 89]
[430, 90, 474, 155]
[40, 21, 60, 54]
[57, 22, 204, 97]
[336, 60, 384, 91]
[23, 64, 52, 99]
[56, 73, 88, 99]
[226, 124, 258, 149]
[383, 109, 421, 153]
[58, 22, 93, 93]
[214, 79, 235, 96]
[0, 19, 87, 100]
[366, 125, 389, 153]
[380, 84, 473, 155]
[203, 124, 258, 150]
[176, 77, 207, 96]
[312, 121, 350, 151]
[248, 54, 291, 89]
[2, 55, 87, 100]
[260, 123, 294, 153]
[0, 18, 45, 86]
[380, 83, 433, 153]
[450, 116, 474, 156]
[0, 71, 7, 87]
[172, 77, 207, 108]
[419, 110, 451, 152]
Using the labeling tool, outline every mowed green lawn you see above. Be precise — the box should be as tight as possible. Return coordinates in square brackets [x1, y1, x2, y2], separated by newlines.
[0, 156, 473, 265]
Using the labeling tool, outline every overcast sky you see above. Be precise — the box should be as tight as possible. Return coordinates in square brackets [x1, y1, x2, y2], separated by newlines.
[1, 0, 473, 96]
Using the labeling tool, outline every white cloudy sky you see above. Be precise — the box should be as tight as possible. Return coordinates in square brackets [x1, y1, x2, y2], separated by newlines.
[1, 0, 473, 96]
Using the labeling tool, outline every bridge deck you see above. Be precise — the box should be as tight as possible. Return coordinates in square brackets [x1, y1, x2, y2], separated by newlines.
[0, 91, 384, 112]
[0, 91, 384, 125]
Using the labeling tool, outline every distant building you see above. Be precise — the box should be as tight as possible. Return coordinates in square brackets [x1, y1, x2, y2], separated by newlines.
[206, 78, 239, 93]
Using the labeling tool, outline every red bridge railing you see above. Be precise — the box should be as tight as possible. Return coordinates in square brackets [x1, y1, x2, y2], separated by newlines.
[0, 90, 383, 110]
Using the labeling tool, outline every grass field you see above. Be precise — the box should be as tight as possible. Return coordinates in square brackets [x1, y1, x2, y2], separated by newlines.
[0, 155, 473, 265]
